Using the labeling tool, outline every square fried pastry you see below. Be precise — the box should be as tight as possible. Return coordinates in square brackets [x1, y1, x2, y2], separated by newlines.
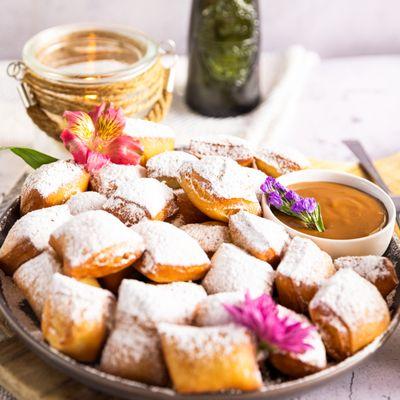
[194, 291, 244, 327]
[67, 191, 107, 215]
[334, 255, 398, 297]
[229, 211, 290, 265]
[103, 178, 177, 226]
[42, 273, 115, 362]
[202, 243, 275, 295]
[131, 220, 210, 283]
[159, 323, 262, 393]
[188, 135, 254, 166]
[309, 269, 390, 361]
[124, 118, 175, 164]
[50, 210, 145, 278]
[254, 146, 310, 177]
[20, 160, 89, 215]
[0, 205, 71, 274]
[146, 150, 198, 189]
[276, 237, 335, 313]
[100, 279, 206, 385]
[90, 163, 147, 196]
[180, 222, 231, 255]
[13, 250, 61, 319]
[178, 156, 261, 222]
[269, 306, 327, 378]
[242, 166, 267, 201]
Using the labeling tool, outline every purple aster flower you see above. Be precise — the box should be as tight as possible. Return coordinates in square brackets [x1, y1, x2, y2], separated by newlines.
[285, 190, 300, 202]
[302, 197, 317, 213]
[260, 176, 277, 193]
[267, 191, 283, 208]
[224, 292, 314, 354]
[274, 180, 287, 193]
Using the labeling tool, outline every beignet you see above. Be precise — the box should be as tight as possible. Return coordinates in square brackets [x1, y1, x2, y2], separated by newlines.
[102, 178, 177, 226]
[42, 273, 115, 362]
[178, 156, 261, 222]
[50, 210, 145, 278]
[276, 237, 335, 313]
[67, 191, 107, 215]
[0, 205, 71, 274]
[334, 255, 398, 297]
[309, 269, 390, 360]
[202, 243, 275, 295]
[90, 163, 146, 196]
[131, 220, 210, 283]
[159, 323, 262, 393]
[194, 291, 244, 326]
[13, 250, 61, 319]
[146, 150, 197, 189]
[188, 135, 254, 166]
[269, 306, 327, 378]
[180, 222, 231, 255]
[124, 118, 175, 164]
[254, 146, 310, 177]
[100, 279, 206, 385]
[229, 211, 290, 265]
[169, 189, 209, 226]
[242, 166, 267, 201]
[20, 160, 89, 215]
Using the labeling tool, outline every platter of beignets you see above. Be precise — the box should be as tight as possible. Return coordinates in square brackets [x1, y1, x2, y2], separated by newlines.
[0, 124, 399, 399]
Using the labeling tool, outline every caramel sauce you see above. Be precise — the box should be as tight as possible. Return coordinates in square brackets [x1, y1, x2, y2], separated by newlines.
[273, 181, 387, 240]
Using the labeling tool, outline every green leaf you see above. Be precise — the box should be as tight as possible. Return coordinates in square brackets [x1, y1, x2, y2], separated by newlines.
[0, 147, 58, 169]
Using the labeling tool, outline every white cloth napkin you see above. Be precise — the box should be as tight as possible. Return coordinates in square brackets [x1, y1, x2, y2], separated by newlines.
[164, 46, 320, 146]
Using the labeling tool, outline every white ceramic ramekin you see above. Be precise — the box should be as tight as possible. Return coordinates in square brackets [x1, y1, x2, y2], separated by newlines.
[261, 169, 396, 258]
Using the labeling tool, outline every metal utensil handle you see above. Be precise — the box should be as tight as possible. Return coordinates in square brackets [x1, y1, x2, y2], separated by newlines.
[343, 140, 392, 193]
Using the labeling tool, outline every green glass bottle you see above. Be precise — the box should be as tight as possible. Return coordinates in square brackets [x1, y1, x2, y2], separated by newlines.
[186, 0, 261, 117]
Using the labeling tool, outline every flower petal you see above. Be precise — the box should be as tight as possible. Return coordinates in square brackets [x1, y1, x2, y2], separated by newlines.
[86, 150, 110, 172]
[106, 135, 143, 165]
[63, 111, 95, 142]
[89, 102, 125, 143]
[60, 130, 89, 165]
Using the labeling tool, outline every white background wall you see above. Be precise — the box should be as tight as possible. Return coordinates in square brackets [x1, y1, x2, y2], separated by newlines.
[1, 0, 400, 59]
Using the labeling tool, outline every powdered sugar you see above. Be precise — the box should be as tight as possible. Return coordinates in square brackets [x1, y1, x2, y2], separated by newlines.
[180, 223, 231, 253]
[334, 256, 395, 284]
[146, 151, 197, 182]
[189, 135, 254, 163]
[202, 243, 275, 295]
[158, 323, 252, 359]
[0, 205, 71, 257]
[90, 163, 147, 195]
[242, 167, 267, 200]
[179, 156, 259, 202]
[13, 250, 61, 318]
[67, 191, 107, 215]
[229, 211, 289, 257]
[116, 279, 207, 328]
[255, 146, 310, 174]
[103, 178, 176, 221]
[310, 269, 390, 331]
[124, 118, 175, 138]
[50, 210, 144, 269]
[47, 273, 115, 324]
[131, 220, 210, 272]
[21, 160, 86, 197]
[194, 292, 245, 326]
[277, 237, 333, 285]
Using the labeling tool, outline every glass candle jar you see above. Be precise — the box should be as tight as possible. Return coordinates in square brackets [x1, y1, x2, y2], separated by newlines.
[9, 24, 175, 140]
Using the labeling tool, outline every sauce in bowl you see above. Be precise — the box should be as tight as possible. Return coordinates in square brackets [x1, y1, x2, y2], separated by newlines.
[273, 181, 388, 240]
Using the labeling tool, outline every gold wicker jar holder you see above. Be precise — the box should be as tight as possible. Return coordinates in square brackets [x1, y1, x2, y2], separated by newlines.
[7, 24, 177, 141]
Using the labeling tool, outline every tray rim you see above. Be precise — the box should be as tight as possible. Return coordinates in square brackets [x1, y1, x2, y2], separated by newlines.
[0, 197, 399, 400]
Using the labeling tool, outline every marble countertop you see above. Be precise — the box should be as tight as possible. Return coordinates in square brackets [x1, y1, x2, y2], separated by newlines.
[0, 55, 399, 399]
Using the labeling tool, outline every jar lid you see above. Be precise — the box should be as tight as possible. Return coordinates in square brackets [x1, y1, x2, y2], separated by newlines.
[23, 24, 159, 85]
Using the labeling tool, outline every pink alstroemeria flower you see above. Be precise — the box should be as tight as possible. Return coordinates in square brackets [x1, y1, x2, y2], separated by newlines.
[61, 102, 143, 172]
[224, 292, 315, 354]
